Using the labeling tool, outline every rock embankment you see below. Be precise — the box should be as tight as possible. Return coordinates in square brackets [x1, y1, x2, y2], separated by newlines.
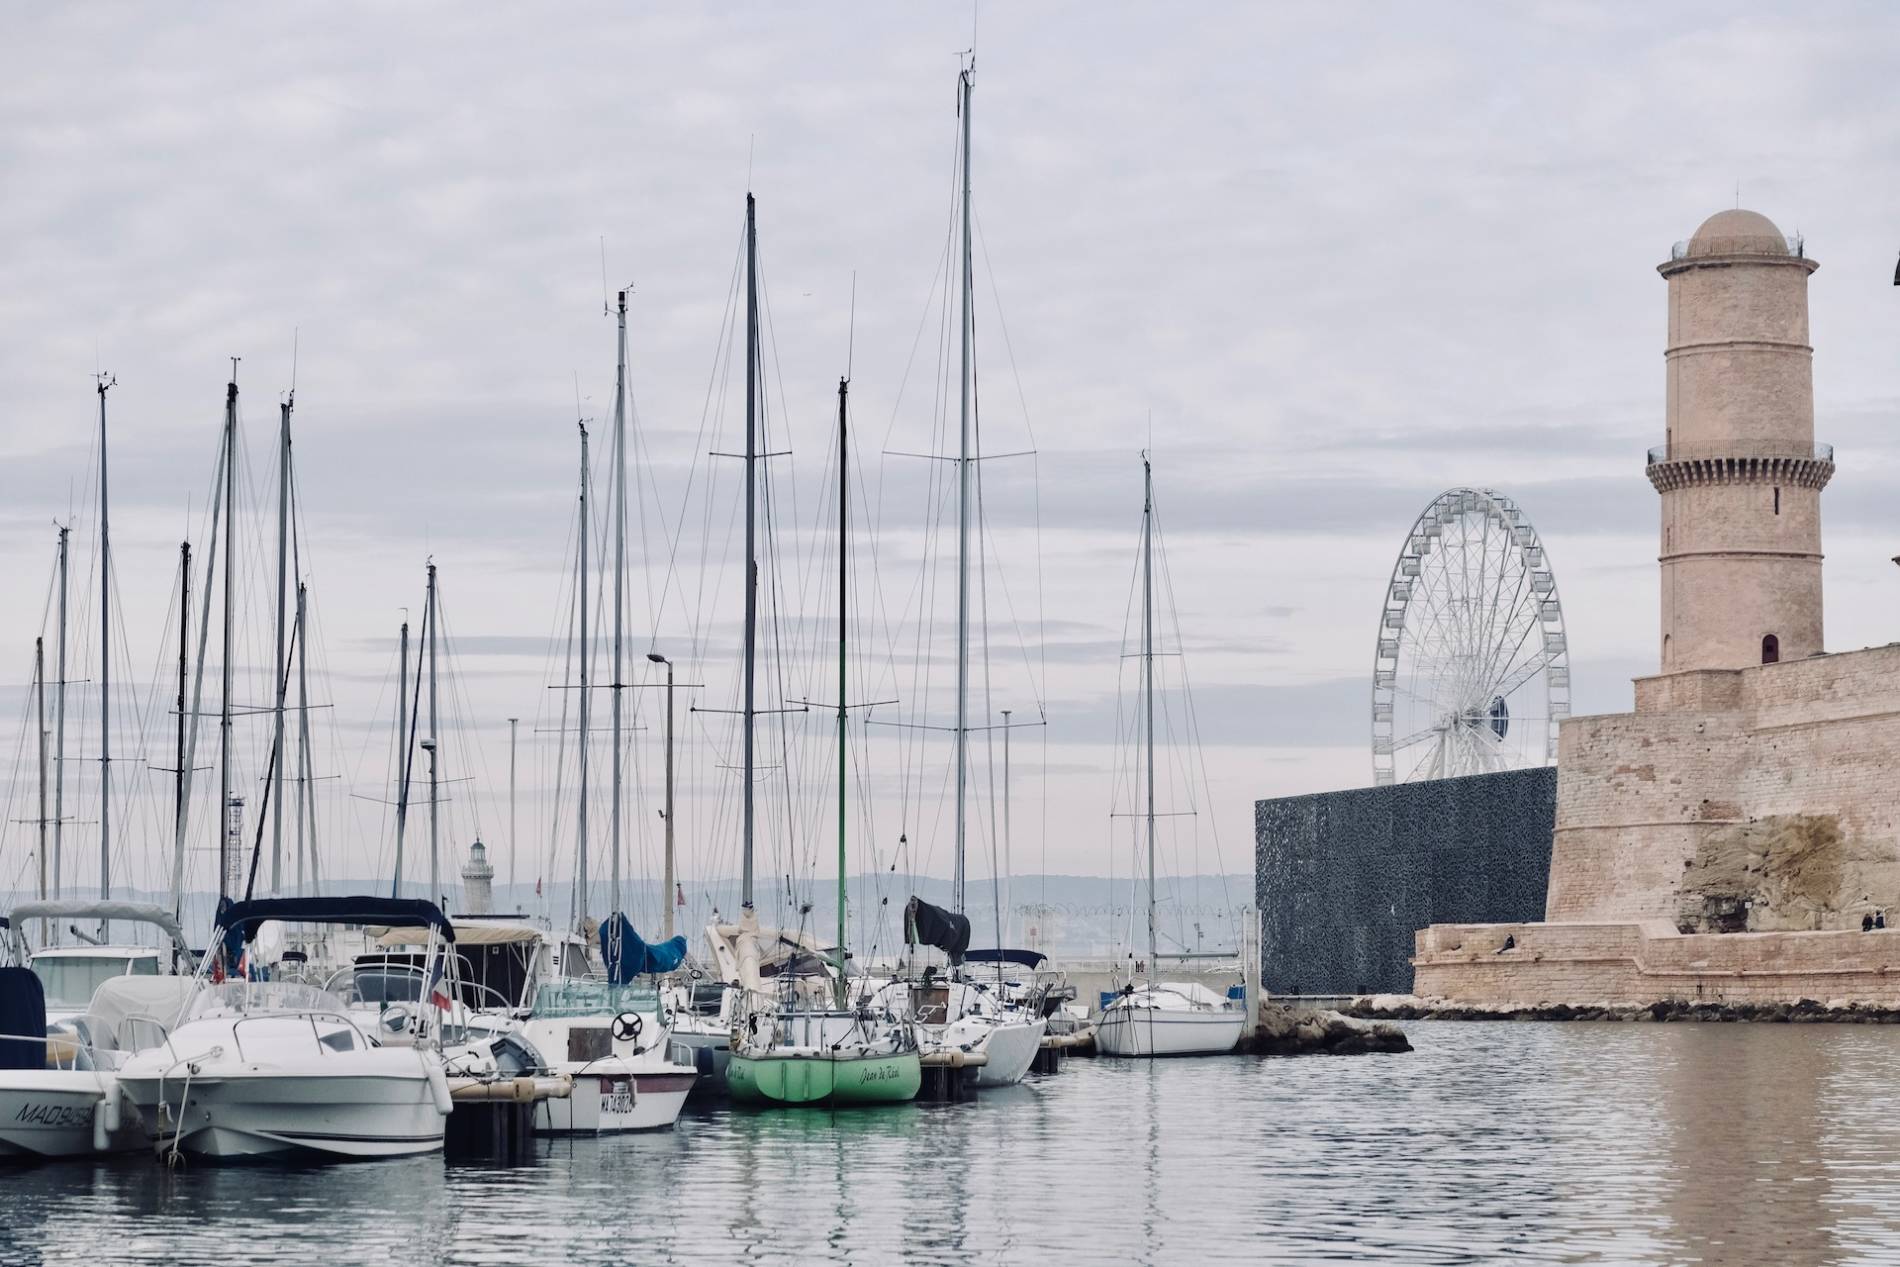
[1344, 994, 1900, 1024]
[1241, 1003, 1413, 1055]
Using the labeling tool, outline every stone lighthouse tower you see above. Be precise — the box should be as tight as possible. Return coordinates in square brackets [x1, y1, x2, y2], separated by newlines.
[460, 838, 494, 915]
[1651, 208, 1831, 673]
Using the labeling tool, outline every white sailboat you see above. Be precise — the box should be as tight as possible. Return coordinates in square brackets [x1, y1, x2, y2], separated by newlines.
[1095, 458, 1245, 1059]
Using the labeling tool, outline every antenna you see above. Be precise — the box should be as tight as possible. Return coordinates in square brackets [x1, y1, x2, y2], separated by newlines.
[746, 134, 755, 189]
[599, 237, 610, 316]
[289, 327, 300, 397]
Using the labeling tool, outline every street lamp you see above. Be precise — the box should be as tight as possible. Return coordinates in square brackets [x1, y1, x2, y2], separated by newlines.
[647, 652, 677, 939]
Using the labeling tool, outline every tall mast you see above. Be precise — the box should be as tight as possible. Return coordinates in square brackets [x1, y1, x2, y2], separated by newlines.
[219, 370, 238, 901]
[52, 526, 68, 918]
[174, 442, 223, 919]
[270, 393, 293, 894]
[741, 192, 759, 912]
[96, 373, 113, 929]
[657, 668, 674, 939]
[577, 422, 592, 929]
[173, 542, 190, 913]
[426, 561, 440, 903]
[392, 617, 410, 896]
[1142, 455, 1156, 978]
[508, 717, 519, 909]
[34, 638, 47, 943]
[1001, 706, 1012, 947]
[295, 582, 314, 894]
[835, 373, 850, 1004]
[953, 63, 975, 916]
[610, 287, 628, 918]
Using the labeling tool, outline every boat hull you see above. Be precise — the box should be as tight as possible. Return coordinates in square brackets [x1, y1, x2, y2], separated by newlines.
[673, 1028, 732, 1093]
[0, 1073, 141, 1159]
[1095, 1006, 1244, 1057]
[727, 1051, 920, 1105]
[970, 1017, 1047, 1087]
[119, 1071, 446, 1160]
[535, 1069, 695, 1133]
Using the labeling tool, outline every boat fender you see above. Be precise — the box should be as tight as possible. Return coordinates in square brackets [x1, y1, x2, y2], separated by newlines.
[423, 1056, 454, 1116]
[92, 1091, 121, 1152]
[611, 1012, 643, 1044]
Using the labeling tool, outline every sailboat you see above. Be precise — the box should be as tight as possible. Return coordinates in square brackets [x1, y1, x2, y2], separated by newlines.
[1095, 458, 1246, 1058]
[872, 61, 1045, 1090]
[714, 193, 919, 1101]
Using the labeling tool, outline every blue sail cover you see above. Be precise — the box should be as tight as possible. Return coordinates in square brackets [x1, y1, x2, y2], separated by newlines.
[599, 912, 687, 984]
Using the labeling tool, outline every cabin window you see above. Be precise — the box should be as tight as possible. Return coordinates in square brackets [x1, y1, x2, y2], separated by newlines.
[1774, 486, 1781, 515]
[1762, 634, 1780, 665]
[318, 1028, 358, 1053]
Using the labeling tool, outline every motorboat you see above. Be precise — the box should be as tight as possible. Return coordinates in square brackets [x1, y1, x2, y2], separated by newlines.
[372, 913, 696, 1133]
[116, 896, 460, 1162]
[1, 901, 199, 1160]
[1095, 982, 1246, 1057]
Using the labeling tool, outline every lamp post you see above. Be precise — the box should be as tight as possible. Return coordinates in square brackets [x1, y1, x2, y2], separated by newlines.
[647, 652, 676, 939]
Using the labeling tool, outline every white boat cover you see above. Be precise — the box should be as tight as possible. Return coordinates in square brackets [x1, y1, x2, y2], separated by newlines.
[375, 923, 540, 947]
[85, 976, 202, 1050]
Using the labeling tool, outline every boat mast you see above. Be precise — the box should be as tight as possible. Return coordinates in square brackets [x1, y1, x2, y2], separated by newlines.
[426, 561, 439, 902]
[742, 192, 758, 913]
[174, 438, 224, 920]
[52, 525, 68, 919]
[34, 637, 47, 943]
[507, 717, 519, 909]
[1142, 455, 1156, 979]
[835, 373, 850, 1005]
[576, 422, 592, 931]
[953, 63, 974, 917]
[610, 287, 627, 918]
[270, 393, 293, 895]
[392, 616, 410, 896]
[295, 582, 314, 894]
[96, 373, 113, 932]
[219, 368, 238, 901]
[172, 542, 189, 912]
[1001, 706, 1012, 947]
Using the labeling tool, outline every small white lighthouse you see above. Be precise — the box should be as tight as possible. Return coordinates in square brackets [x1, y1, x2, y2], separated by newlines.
[460, 838, 494, 915]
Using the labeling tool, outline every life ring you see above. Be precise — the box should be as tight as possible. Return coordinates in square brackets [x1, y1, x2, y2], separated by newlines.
[611, 1012, 643, 1044]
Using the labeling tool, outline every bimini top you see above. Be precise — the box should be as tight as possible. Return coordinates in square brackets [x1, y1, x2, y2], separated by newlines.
[215, 896, 456, 943]
[6, 900, 192, 957]
[964, 948, 1048, 969]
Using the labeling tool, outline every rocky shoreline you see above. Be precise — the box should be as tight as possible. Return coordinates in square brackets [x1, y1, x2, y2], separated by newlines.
[1342, 995, 1900, 1024]
[1240, 1003, 1414, 1054]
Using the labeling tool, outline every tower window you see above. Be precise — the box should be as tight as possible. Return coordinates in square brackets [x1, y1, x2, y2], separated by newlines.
[1762, 634, 1780, 665]
[1774, 486, 1780, 515]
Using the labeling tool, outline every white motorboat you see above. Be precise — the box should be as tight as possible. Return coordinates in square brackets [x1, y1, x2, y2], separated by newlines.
[1096, 983, 1245, 1057]
[116, 896, 460, 1162]
[865, 972, 1045, 1089]
[370, 914, 696, 1133]
[1, 901, 198, 1160]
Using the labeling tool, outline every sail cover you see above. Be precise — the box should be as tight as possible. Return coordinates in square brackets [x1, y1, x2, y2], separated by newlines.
[0, 966, 47, 1071]
[599, 912, 688, 984]
[905, 897, 971, 964]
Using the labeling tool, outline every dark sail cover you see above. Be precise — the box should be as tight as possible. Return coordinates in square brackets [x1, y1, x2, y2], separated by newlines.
[599, 911, 688, 984]
[0, 967, 48, 1071]
[905, 896, 971, 964]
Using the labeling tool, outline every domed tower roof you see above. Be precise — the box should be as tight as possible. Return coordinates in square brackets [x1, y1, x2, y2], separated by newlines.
[1685, 208, 1790, 257]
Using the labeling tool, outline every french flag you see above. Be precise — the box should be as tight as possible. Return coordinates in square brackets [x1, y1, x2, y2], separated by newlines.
[427, 958, 454, 1012]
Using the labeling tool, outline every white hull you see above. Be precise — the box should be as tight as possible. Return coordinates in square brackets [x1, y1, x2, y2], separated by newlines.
[120, 1069, 446, 1160]
[1096, 1006, 1244, 1057]
[970, 1017, 1046, 1087]
[0, 1073, 142, 1159]
[535, 1068, 695, 1134]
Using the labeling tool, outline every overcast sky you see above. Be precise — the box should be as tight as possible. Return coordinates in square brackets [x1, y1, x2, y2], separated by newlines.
[2, 3, 1897, 940]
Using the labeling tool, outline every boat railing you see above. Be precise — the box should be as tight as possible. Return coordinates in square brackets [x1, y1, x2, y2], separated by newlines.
[0, 1028, 113, 1073]
[227, 1010, 368, 1063]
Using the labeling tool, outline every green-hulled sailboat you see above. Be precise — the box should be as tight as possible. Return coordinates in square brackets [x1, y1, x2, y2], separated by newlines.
[721, 196, 919, 1106]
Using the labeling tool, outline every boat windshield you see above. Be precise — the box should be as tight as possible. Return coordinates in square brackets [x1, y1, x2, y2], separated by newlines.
[31, 952, 160, 1010]
[188, 980, 351, 1018]
[535, 979, 659, 1018]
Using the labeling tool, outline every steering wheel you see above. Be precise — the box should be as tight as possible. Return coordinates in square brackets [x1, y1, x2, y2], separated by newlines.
[611, 1011, 644, 1044]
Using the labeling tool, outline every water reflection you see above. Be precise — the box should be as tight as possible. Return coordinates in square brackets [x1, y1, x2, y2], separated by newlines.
[8, 1025, 1900, 1263]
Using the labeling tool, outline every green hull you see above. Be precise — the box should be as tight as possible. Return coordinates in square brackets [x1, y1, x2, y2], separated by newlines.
[727, 1051, 921, 1106]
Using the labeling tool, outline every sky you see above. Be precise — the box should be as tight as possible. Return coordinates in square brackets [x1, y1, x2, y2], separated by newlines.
[2, 3, 1897, 945]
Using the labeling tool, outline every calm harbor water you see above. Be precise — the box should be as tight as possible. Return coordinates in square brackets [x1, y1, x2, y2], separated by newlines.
[8, 1021, 1900, 1265]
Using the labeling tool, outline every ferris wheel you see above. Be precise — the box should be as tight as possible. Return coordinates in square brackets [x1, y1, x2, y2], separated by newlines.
[1371, 488, 1570, 786]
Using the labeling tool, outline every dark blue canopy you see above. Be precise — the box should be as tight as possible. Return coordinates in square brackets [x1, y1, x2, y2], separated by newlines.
[599, 912, 687, 984]
[0, 966, 47, 1072]
[216, 896, 456, 948]
[965, 948, 1048, 969]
